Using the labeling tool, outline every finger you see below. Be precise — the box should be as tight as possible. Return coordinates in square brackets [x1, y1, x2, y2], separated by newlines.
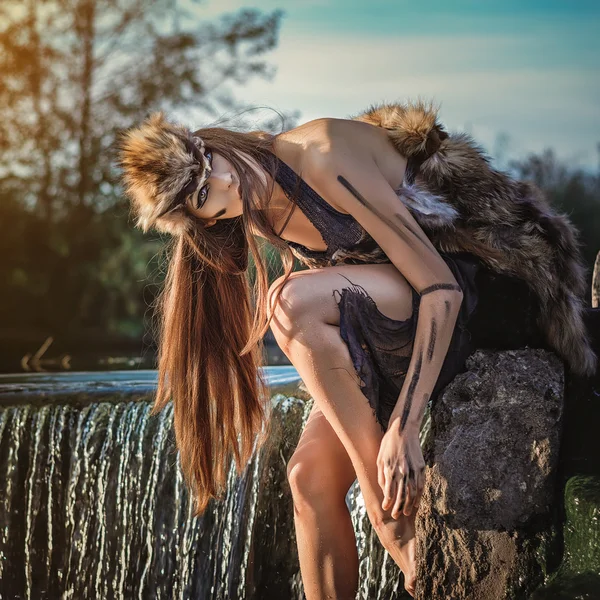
[382, 467, 396, 510]
[403, 465, 418, 516]
[385, 469, 398, 510]
[403, 476, 414, 516]
[394, 473, 408, 518]
[391, 472, 406, 519]
[378, 462, 385, 491]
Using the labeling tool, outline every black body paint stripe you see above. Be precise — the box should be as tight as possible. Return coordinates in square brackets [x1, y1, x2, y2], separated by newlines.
[444, 300, 451, 318]
[337, 175, 438, 257]
[400, 351, 423, 431]
[393, 211, 435, 251]
[427, 319, 437, 362]
[420, 282, 462, 296]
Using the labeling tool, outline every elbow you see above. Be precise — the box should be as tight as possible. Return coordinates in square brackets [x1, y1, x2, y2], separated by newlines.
[419, 281, 464, 302]
[450, 284, 464, 310]
[455, 285, 464, 304]
[418, 280, 463, 315]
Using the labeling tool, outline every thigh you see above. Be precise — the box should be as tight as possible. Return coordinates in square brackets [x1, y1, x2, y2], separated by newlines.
[287, 401, 357, 504]
[273, 265, 418, 528]
[268, 262, 414, 336]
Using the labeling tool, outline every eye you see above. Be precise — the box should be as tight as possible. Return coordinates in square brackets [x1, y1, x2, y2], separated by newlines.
[196, 184, 210, 209]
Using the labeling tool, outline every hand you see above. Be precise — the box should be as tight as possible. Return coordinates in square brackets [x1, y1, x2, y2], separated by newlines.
[377, 427, 426, 518]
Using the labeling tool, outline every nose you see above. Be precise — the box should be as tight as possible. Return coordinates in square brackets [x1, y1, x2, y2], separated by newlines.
[209, 171, 233, 188]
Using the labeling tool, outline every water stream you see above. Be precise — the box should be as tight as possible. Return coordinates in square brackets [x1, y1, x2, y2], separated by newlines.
[0, 368, 412, 600]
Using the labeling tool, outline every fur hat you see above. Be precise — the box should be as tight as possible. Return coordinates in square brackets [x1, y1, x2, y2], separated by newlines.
[117, 112, 212, 235]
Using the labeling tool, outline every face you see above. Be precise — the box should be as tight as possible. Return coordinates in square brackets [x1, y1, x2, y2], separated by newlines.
[185, 151, 243, 227]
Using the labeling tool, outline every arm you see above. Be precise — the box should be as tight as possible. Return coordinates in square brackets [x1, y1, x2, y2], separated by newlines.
[312, 152, 463, 515]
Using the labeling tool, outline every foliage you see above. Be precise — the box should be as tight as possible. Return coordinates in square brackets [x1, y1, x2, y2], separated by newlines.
[0, 0, 288, 340]
[509, 148, 600, 280]
[0, 1, 598, 352]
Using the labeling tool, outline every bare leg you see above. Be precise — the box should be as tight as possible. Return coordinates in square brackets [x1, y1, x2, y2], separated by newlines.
[287, 328, 417, 597]
[269, 264, 420, 597]
[287, 402, 359, 599]
[293, 504, 359, 600]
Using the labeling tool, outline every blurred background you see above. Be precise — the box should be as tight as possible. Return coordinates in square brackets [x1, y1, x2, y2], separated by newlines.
[0, 0, 598, 373]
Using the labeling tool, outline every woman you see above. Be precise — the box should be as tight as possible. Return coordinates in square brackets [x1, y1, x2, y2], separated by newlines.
[117, 104, 592, 599]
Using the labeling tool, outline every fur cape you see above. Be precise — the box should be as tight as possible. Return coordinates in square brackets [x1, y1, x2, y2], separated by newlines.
[353, 101, 596, 377]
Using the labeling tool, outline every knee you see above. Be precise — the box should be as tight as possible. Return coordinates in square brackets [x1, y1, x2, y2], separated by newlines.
[267, 275, 312, 332]
[287, 453, 350, 514]
[267, 276, 333, 353]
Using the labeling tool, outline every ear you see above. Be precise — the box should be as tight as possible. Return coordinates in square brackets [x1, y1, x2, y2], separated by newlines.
[205, 219, 217, 228]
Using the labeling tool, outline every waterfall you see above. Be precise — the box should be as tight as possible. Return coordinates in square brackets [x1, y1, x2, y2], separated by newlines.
[0, 369, 313, 600]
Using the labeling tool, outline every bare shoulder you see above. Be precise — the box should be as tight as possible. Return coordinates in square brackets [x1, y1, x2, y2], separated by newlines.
[280, 118, 395, 209]
[290, 117, 389, 163]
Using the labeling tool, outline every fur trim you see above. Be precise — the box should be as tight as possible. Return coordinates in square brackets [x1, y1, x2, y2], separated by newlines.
[397, 184, 458, 227]
[354, 100, 448, 158]
[117, 112, 211, 235]
[352, 102, 597, 377]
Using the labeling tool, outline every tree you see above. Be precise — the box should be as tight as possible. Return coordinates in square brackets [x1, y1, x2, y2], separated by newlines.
[0, 0, 287, 346]
[509, 148, 600, 292]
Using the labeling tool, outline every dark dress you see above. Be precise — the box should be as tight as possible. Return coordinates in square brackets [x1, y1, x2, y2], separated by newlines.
[266, 151, 548, 432]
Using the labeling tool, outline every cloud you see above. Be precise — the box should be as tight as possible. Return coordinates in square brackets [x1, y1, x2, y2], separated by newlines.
[228, 30, 600, 167]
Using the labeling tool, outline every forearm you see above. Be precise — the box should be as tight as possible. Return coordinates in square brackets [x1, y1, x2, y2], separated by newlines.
[387, 286, 463, 434]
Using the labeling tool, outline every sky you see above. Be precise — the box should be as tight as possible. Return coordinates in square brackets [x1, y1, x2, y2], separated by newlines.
[193, 0, 600, 169]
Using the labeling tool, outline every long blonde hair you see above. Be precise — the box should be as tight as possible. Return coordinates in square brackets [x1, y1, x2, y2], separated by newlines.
[118, 115, 297, 516]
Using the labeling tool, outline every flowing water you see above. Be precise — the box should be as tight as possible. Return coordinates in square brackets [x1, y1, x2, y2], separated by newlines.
[0, 368, 412, 600]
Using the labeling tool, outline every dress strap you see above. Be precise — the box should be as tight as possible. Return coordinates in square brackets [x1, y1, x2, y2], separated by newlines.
[257, 149, 364, 261]
[275, 200, 297, 237]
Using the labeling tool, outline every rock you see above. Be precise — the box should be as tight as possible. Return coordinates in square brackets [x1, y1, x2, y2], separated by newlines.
[415, 349, 564, 600]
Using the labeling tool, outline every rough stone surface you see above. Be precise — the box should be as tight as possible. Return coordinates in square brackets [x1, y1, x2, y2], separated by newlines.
[415, 349, 564, 600]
